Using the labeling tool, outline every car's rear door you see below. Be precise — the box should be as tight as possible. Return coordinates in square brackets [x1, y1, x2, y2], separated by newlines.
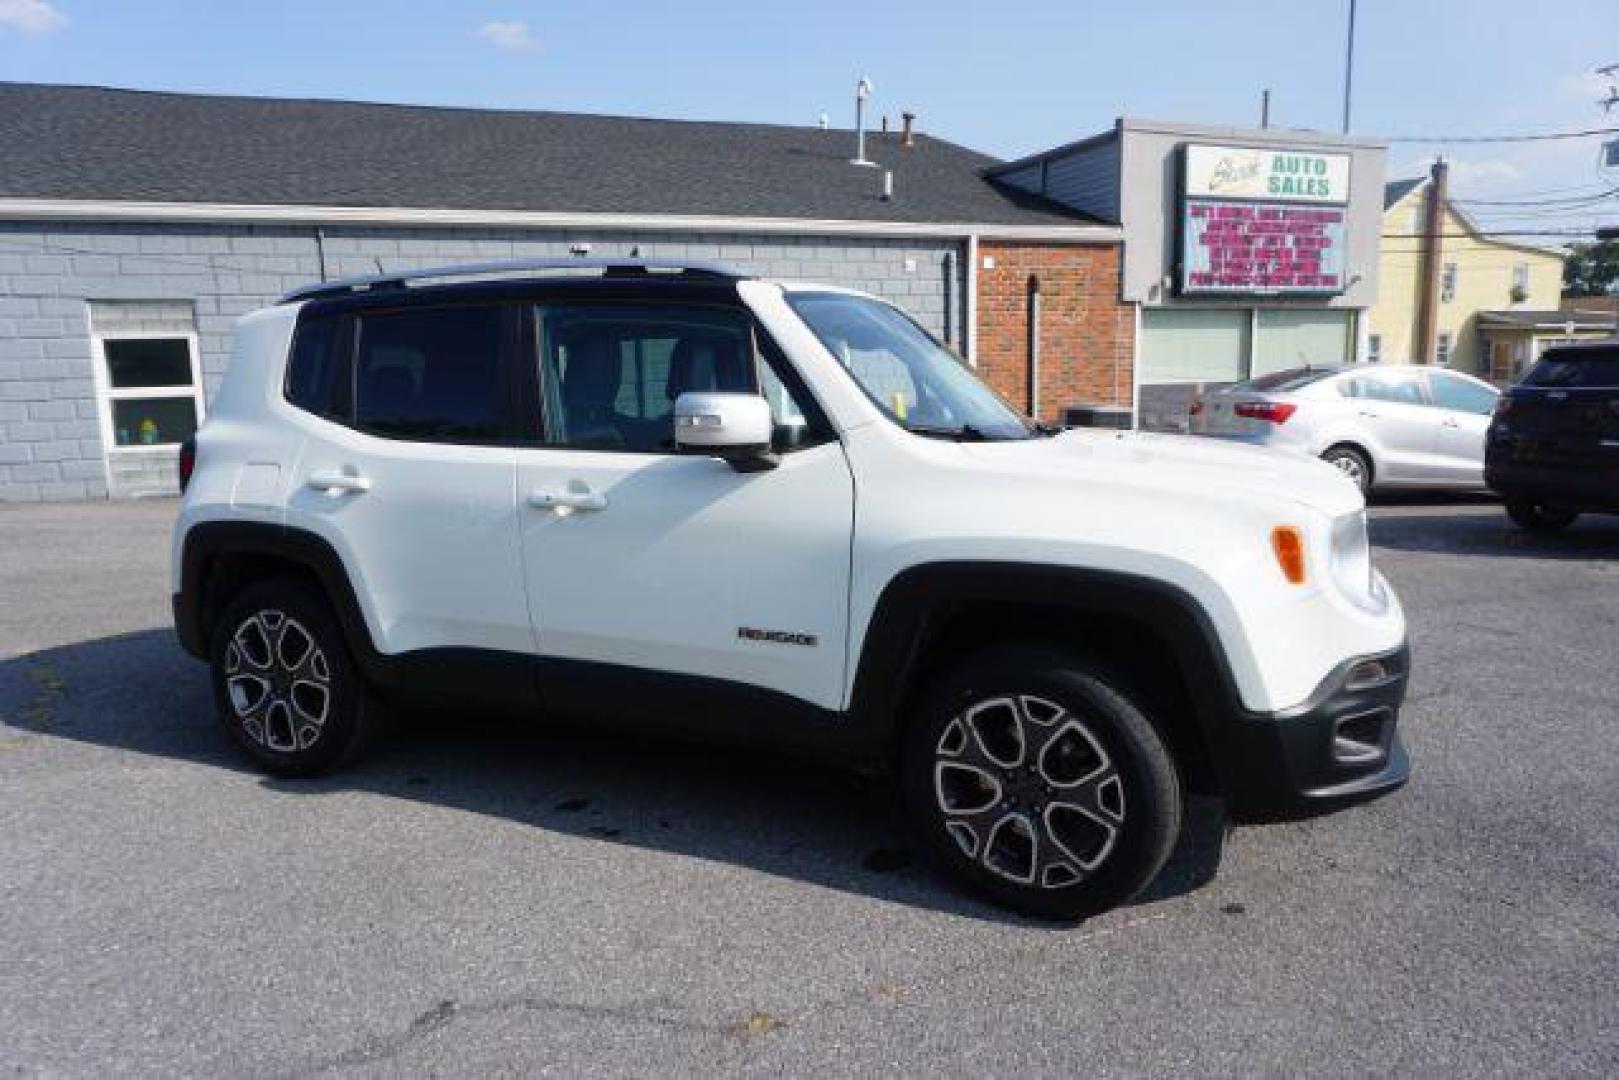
[513, 295, 856, 719]
[1425, 370, 1499, 486]
[282, 300, 531, 670]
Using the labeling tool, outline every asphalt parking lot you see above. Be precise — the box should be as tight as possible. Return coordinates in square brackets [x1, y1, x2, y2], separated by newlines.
[2, 498, 1616, 1076]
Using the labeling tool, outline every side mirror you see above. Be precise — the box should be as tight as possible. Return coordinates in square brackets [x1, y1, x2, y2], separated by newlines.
[673, 392, 778, 472]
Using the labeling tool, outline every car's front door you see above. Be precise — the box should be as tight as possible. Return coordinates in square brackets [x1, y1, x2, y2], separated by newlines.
[515, 299, 855, 717]
[1425, 370, 1499, 486]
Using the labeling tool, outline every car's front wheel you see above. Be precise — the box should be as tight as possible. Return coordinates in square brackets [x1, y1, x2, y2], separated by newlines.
[1505, 500, 1579, 533]
[209, 577, 382, 776]
[902, 647, 1182, 920]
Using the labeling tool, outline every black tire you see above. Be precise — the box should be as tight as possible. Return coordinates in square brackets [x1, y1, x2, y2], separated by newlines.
[1321, 445, 1373, 496]
[901, 646, 1182, 921]
[1505, 500, 1578, 533]
[209, 576, 383, 777]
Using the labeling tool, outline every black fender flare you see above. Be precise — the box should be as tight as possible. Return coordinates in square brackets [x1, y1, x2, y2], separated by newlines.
[844, 561, 1248, 779]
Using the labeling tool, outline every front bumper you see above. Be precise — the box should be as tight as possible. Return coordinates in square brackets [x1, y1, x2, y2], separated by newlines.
[1215, 642, 1411, 823]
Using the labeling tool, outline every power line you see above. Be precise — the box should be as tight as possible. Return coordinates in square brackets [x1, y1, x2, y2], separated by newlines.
[1384, 125, 1618, 144]
[1454, 186, 1619, 207]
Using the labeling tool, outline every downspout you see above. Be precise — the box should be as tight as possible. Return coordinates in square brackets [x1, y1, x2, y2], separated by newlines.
[964, 234, 979, 367]
[1027, 274, 1042, 419]
[314, 226, 329, 282]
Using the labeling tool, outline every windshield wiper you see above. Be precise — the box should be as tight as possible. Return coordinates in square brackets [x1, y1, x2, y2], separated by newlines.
[909, 423, 995, 441]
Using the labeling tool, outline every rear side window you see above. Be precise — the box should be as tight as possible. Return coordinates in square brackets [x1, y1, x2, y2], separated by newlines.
[285, 316, 341, 417]
[353, 306, 511, 442]
[1522, 347, 1619, 389]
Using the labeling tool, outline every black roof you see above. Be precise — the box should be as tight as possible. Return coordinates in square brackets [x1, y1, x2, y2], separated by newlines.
[1384, 177, 1425, 209]
[0, 82, 1100, 229]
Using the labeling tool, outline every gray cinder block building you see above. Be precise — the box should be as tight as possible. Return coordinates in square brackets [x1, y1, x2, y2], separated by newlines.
[0, 82, 1121, 501]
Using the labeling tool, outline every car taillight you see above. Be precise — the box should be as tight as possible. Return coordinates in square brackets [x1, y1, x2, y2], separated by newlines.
[1234, 401, 1297, 424]
[1187, 400, 1204, 417]
[178, 438, 196, 493]
[1492, 396, 1513, 418]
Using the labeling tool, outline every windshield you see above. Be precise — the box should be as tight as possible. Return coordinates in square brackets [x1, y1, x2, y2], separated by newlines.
[785, 292, 1032, 440]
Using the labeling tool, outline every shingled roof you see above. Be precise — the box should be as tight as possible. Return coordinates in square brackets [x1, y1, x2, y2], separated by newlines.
[0, 82, 1101, 230]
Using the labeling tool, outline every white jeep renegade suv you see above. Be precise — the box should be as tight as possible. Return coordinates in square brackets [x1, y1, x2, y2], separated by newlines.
[172, 259, 1409, 919]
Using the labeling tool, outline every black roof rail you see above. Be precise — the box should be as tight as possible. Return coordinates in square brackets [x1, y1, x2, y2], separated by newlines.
[280, 257, 749, 303]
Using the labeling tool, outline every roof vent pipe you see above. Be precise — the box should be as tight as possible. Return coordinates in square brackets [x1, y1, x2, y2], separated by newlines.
[881, 170, 894, 201]
[901, 111, 916, 147]
[851, 77, 877, 167]
[818, 112, 829, 130]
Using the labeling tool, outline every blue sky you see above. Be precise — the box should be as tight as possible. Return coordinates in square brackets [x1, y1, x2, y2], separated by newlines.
[2, 0, 1615, 238]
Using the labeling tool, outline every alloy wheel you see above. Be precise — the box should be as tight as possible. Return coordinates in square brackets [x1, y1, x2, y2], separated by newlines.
[933, 694, 1126, 889]
[223, 610, 332, 752]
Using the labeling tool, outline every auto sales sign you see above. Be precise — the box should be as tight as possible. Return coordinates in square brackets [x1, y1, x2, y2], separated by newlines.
[1179, 144, 1352, 296]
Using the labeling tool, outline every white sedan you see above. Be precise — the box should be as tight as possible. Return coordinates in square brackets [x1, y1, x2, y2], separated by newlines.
[1187, 364, 1500, 494]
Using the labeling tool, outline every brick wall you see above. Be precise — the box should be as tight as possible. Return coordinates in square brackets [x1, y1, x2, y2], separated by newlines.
[974, 242, 1134, 425]
[0, 221, 964, 501]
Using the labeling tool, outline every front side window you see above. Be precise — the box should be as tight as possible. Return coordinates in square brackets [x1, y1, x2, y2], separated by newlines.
[786, 292, 1031, 440]
[352, 305, 510, 442]
[1428, 372, 1499, 415]
[535, 303, 825, 454]
[96, 335, 204, 448]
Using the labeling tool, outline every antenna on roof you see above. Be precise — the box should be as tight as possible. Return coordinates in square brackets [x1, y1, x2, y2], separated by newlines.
[851, 77, 877, 167]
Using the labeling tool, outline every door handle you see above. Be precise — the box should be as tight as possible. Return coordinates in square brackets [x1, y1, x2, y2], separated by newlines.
[1441, 417, 1460, 428]
[527, 488, 608, 512]
[1358, 411, 1380, 420]
[306, 469, 371, 495]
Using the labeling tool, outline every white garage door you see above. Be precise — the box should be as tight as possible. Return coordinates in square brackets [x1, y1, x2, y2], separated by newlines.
[1140, 309, 1250, 384]
[1252, 310, 1353, 376]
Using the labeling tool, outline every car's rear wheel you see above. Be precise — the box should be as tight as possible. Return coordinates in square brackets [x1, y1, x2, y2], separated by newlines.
[1505, 500, 1578, 533]
[209, 577, 382, 776]
[1321, 445, 1372, 495]
[901, 647, 1182, 920]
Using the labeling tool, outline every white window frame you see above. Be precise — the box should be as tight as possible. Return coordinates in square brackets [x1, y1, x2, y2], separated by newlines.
[1440, 262, 1458, 303]
[90, 330, 206, 455]
[1436, 331, 1454, 366]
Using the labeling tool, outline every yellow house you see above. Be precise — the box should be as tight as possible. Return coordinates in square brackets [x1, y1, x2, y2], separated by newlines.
[1368, 176, 1585, 381]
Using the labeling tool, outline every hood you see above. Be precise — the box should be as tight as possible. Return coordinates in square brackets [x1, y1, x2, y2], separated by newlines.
[960, 429, 1365, 518]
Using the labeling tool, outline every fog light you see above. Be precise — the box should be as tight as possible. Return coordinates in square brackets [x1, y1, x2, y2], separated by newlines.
[1345, 658, 1391, 690]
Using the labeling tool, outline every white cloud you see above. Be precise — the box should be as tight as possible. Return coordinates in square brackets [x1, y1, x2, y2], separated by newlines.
[0, 0, 67, 35]
[476, 19, 536, 53]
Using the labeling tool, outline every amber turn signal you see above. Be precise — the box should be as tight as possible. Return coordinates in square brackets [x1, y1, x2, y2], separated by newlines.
[1271, 525, 1307, 585]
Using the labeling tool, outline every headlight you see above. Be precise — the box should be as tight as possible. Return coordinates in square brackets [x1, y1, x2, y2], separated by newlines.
[1330, 511, 1386, 614]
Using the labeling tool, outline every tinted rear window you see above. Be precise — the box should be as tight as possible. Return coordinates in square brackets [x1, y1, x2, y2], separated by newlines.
[285, 317, 341, 417]
[353, 305, 510, 441]
[1522, 346, 1619, 389]
[1238, 367, 1343, 393]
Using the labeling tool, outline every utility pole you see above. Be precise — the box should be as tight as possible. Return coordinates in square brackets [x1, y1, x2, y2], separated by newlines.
[1414, 158, 1449, 365]
[1261, 88, 1271, 129]
[1341, 0, 1357, 133]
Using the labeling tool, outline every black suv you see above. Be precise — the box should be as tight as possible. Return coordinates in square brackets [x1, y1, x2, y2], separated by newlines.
[1486, 341, 1619, 532]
